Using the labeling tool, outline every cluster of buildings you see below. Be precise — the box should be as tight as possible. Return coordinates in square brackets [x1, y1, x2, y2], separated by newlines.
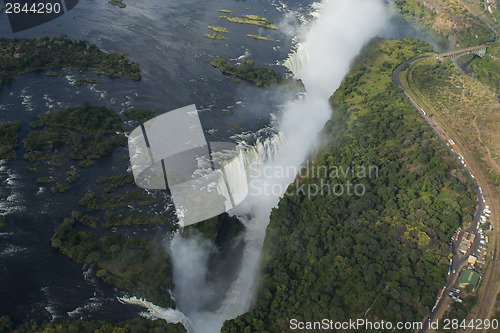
[458, 231, 475, 255]
[451, 205, 492, 298]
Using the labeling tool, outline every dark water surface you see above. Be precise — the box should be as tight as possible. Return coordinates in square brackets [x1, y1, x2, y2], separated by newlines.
[0, 0, 424, 326]
[0, 0, 318, 326]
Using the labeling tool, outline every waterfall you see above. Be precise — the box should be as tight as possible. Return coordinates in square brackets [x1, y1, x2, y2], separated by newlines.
[118, 296, 196, 331]
[214, 133, 284, 209]
[152, 133, 285, 333]
[126, 1, 389, 332]
[283, 43, 310, 77]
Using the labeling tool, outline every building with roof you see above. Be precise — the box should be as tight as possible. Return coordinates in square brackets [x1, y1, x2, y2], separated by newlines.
[458, 231, 475, 255]
[458, 270, 481, 290]
[458, 239, 471, 255]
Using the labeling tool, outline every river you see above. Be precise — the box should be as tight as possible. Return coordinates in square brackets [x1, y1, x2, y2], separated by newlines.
[0, 0, 421, 329]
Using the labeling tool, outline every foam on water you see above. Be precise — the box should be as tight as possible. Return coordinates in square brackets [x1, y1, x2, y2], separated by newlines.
[119, 296, 195, 331]
[0, 244, 28, 257]
[0, 163, 25, 214]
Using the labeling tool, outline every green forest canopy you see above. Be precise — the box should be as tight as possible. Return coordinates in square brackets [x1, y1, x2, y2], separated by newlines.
[223, 38, 476, 332]
[0, 37, 141, 87]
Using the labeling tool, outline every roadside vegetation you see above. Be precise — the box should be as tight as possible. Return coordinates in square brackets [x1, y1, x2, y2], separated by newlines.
[223, 38, 477, 332]
[409, 57, 500, 186]
[438, 295, 478, 331]
[487, 293, 500, 332]
[462, 0, 500, 27]
[399, 30, 500, 323]
[0, 37, 141, 88]
[393, 0, 495, 48]
[457, 41, 500, 94]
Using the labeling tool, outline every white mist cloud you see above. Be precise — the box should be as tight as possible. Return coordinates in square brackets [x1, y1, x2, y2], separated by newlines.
[297, 0, 388, 98]
[216, 0, 390, 329]
[162, 1, 390, 332]
[278, 0, 390, 179]
[170, 233, 218, 313]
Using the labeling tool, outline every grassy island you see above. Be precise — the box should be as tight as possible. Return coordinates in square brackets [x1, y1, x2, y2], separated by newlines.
[108, 0, 126, 8]
[75, 78, 99, 86]
[210, 57, 304, 91]
[0, 120, 22, 161]
[104, 215, 168, 227]
[46, 71, 66, 77]
[219, 15, 278, 29]
[124, 108, 156, 123]
[0, 37, 141, 88]
[51, 220, 175, 308]
[205, 33, 228, 40]
[20, 103, 128, 200]
[50, 182, 69, 194]
[241, 14, 267, 21]
[13, 317, 186, 332]
[29, 102, 124, 136]
[51, 171, 177, 308]
[247, 34, 279, 42]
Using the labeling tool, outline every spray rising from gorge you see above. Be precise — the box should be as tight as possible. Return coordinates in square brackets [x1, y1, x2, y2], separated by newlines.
[124, 0, 390, 332]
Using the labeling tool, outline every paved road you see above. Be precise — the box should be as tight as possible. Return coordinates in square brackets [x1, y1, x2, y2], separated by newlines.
[392, 45, 490, 88]
[392, 48, 493, 333]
